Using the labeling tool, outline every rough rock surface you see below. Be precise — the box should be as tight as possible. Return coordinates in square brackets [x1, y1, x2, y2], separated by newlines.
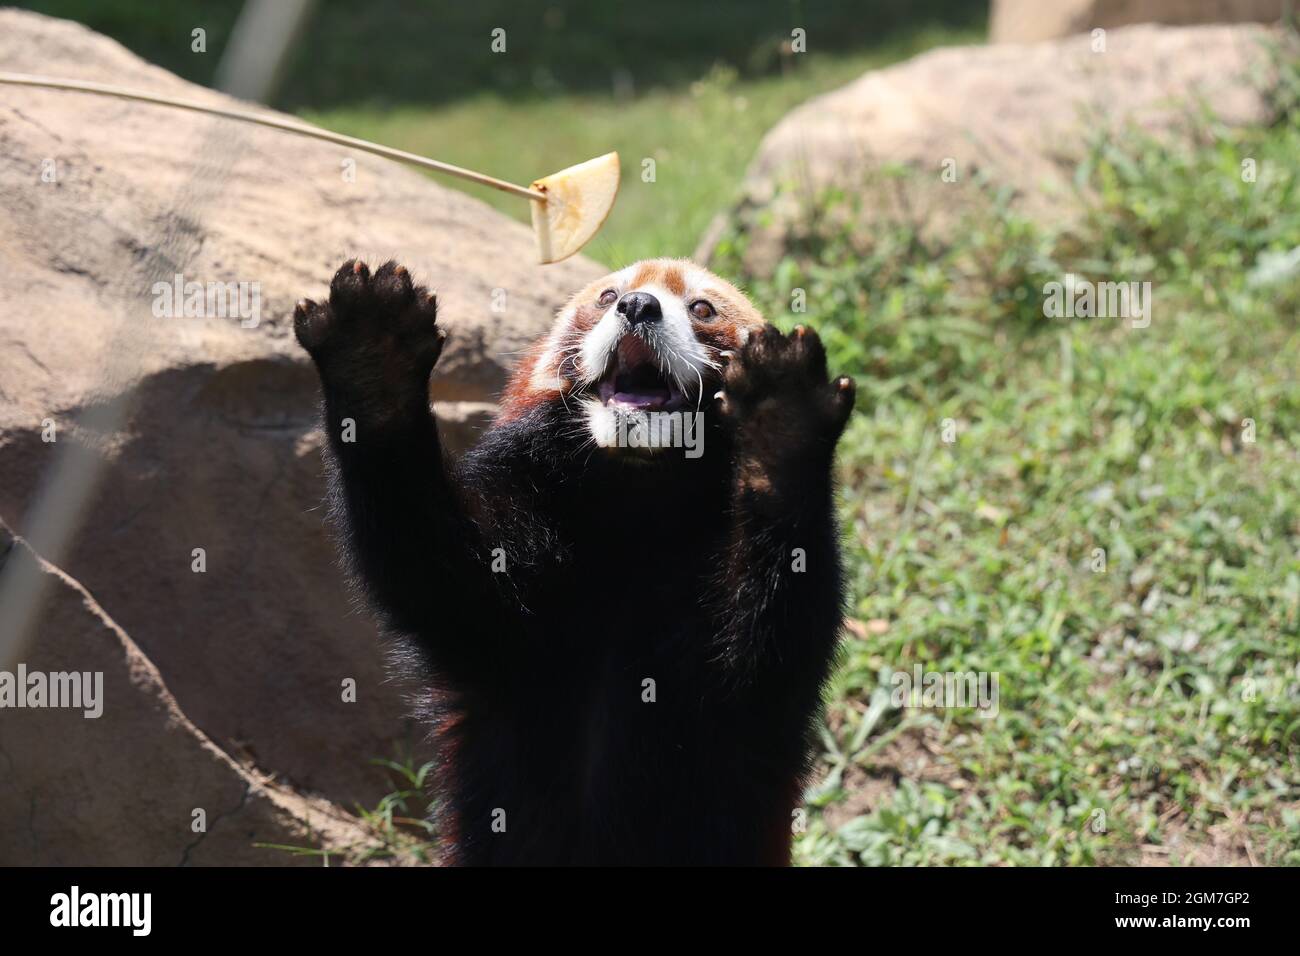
[697, 23, 1291, 271]
[0, 7, 602, 861]
[0, 520, 380, 865]
[990, 0, 1285, 44]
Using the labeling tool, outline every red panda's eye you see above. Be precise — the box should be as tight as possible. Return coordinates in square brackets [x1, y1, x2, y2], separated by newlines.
[689, 300, 715, 320]
[597, 289, 617, 307]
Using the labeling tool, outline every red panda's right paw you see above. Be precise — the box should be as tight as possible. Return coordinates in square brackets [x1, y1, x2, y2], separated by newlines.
[716, 324, 855, 446]
[294, 259, 445, 391]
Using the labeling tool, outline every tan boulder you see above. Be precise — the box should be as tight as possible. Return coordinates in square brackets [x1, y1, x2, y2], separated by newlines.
[0, 522, 383, 865]
[697, 23, 1291, 272]
[990, 0, 1285, 44]
[0, 7, 602, 826]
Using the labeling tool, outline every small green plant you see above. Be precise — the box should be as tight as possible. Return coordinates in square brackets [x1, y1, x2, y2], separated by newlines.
[259, 751, 440, 866]
[352, 754, 441, 864]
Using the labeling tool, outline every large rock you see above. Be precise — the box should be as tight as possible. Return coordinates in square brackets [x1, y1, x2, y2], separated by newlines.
[990, 0, 1285, 44]
[0, 6, 603, 837]
[0, 521, 380, 865]
[697, 23, 1291, 271]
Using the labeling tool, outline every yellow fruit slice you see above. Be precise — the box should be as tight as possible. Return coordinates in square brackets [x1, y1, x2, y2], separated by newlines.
[530, 152, 620, 264]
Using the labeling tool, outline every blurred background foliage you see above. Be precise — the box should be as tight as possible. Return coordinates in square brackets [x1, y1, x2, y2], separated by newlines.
[19, 0, 986, 263]
[22, 0, 985, 108]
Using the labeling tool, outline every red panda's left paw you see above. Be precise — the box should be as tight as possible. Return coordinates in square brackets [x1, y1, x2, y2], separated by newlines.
[715, 325, 855, 449]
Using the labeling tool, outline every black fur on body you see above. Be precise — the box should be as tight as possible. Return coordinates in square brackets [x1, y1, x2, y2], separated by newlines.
[294, 260, 854, 865]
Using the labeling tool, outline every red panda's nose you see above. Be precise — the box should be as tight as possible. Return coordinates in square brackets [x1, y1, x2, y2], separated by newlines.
[617, 291, 662, 326]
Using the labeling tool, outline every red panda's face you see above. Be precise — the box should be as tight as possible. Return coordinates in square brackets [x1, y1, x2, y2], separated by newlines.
[499, 258, 768, 447]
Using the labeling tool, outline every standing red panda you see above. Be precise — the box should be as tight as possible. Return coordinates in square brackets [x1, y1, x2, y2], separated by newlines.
[294, 257, 855, 865]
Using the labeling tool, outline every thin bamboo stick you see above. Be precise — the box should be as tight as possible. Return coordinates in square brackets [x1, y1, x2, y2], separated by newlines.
[0, 71, 547, 202]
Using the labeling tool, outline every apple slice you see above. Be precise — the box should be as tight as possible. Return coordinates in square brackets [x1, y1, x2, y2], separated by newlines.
[530, 152, 620, 264]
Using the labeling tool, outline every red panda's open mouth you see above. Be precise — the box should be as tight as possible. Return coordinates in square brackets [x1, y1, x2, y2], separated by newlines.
[595, 335, 685, 411]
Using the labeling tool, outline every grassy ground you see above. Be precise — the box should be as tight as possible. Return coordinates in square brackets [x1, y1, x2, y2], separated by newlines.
[708, 72, 1300, 865]
[355, 88, 1300, 866]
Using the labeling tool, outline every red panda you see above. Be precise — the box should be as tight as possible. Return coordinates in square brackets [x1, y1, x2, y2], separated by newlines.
[295, 257, 854, 865]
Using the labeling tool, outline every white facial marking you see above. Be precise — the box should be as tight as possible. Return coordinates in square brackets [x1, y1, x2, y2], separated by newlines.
[577, 280, 718, 398]
[580, 396, 619, 447]
[578, 304, 624, 386]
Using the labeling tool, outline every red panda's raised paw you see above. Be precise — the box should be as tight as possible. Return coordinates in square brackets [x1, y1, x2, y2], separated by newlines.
[714, 324, 854, 502]
[716, 324, 854, 443]
[294, 259, 445, 398]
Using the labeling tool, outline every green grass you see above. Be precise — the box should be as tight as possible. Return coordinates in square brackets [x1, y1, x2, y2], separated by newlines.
[265, 753, 442, 866]
[710, 66, 1300, 865]
[349, 756, 442, 864]
[337, 56, 1300, 868]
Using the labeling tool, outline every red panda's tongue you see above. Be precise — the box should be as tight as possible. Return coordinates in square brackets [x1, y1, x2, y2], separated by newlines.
[611, 386, 672, 408]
